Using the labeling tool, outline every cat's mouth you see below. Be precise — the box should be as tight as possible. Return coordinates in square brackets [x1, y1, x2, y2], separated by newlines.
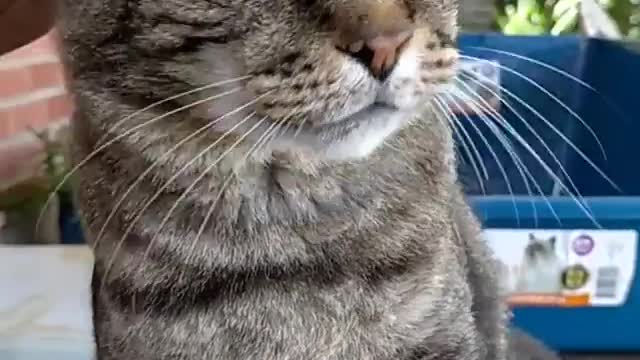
[215, 82, 424, 161]
[330, 100, 400, 125]
[267, 98, 415, 161]
[363, 101, 400, 112]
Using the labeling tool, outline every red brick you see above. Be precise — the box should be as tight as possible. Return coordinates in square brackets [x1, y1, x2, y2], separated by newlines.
[0, 28, 68, 140]
[0, 110, 10, 138]
[0, 136, 45, 188]
[0, 99, 49, 138]
[47, 94, 73, 120]
[0, 67, 33, 98]
[30, 62, 65, 89]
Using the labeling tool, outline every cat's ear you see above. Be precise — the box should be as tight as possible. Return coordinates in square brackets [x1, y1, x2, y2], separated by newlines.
[528, 233, 535, 243]
[548, 236, 557, 248]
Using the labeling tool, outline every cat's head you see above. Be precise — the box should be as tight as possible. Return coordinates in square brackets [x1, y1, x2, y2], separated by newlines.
[524, 234, 557, 262]
[61, 0, 459, 163]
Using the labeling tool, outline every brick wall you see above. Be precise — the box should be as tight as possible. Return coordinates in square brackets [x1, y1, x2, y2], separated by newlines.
[0, 29, 72, 189]
[0, 29, 71, 138]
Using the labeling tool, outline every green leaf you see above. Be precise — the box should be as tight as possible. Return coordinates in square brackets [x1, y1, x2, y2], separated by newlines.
[503, 12, 549, 34]
[505, 4, 518, 16]
[497, 14, 510, 29]
[629, 26, 640, 38]
[551, 6, 579, 33]
[553, 0, 581, 19]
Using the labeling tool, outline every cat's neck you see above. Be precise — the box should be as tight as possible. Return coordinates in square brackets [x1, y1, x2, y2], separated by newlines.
[71, 101, 459, 290]
[77, 105, 457, 225]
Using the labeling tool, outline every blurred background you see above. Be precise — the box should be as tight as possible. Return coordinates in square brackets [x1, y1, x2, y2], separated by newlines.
[1, 0, 640, 359]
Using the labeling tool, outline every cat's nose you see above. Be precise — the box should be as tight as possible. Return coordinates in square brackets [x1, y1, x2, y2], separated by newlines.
[332, 0, 415, 80]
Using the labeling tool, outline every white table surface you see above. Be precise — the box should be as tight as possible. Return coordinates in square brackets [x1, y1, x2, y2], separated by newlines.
[0, 245, 95, 360]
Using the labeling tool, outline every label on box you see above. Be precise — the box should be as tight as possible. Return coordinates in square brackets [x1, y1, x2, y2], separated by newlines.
[483, 229, 638, 307]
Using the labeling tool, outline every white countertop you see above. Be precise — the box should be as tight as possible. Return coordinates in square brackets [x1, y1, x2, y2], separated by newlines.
[0, 245, 95, 360]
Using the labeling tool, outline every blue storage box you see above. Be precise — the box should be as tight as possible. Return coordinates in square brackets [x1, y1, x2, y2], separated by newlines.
[456, 34, 640, 353]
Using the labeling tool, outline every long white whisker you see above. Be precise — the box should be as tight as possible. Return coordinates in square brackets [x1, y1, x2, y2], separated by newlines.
[466, 47, 597, 92]
[453, 74, 572, 225]
[431, 98, 488, 195]
[485, 115, 557, 226]
[460, 53, 608, 161]
[185, 117, 285, 269]
[440, 91, 523, 226]
[456, 72, 600, 227]
[447, 84, 559, 226]
[293, 113, 309, 138]
[435, 96, 489, 180]
[96, 76, 252, 146]
[91, 99, 264, 254]
[139, 115, 268, 264]
[36, 86, 246, 234]
[466, 47, 630, 123]
[456, 71, 593, 202]
[459, 56, 619, 193]
[99, 112, 267, 288]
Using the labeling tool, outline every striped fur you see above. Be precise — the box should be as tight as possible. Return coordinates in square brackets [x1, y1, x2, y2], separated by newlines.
[57, 1, 557, 359]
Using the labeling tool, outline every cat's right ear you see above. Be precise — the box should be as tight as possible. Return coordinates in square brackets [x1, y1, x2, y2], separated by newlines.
[528, 233, 535, 243]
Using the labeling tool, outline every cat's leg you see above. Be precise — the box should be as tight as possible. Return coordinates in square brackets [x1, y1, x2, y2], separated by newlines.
[451, 190, 560, 360]
[451, 190, 509, 360]
[91, 265, 106, 360]
[507, 328, 561, 360]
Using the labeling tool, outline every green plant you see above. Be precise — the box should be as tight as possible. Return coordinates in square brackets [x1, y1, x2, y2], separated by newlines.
[31, 127, 71, 198]
[496, 0, 640, 39]
[0, 128, 70, 216]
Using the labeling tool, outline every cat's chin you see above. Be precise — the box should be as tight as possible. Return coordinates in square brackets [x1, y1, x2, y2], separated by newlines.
[267, 101, 419, 161]
[209, 96, 423, 162]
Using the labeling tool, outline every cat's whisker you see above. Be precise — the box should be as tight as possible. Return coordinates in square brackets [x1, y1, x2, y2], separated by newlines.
[431, 97, 488, 195]
[293, 113, 310, 138]
[185, 117, 285, 271]
[95, 75, 253, 146]
[434, 96, 489, 181]
[275, 109, 305, 141]
[447, 82, 555, 227]
[455, 71, 596, 208]
[438, 91, 523, 226]
[91, 93, 264, 255]
[466, 47, 597, 92]
[452, 74, 569, 225]
[98, 88, 273, 289]
[459, 53, 608, 162]
[469, 46, 630, 127]
[136, 115, 269, 272]
[456, 72, 600, 227]
[98, 111, 261, 290]
[433, 103, 487, 195]
[36, 86, 246, 235]
[488, 122, 553, 227]
[456, 78, 562, 226]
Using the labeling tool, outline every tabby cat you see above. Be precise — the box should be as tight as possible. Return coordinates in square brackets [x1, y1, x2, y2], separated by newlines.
[57, 0, 559, 359]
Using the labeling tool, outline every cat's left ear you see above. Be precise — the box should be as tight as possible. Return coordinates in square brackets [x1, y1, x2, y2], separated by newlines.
[548, 236, 557, 248]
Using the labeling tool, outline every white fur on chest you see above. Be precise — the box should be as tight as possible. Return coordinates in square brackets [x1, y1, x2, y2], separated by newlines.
[323, 110, 413, 161]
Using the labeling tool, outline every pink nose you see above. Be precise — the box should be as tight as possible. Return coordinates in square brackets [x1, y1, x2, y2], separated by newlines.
[331, 0, 415, 79]
[365, 31, 414, 77]
[335, 30, 414, 80]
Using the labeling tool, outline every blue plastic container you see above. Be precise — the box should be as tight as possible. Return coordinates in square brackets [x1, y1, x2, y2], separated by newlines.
[59, 195, 85, 245]
[457, 34, 640, 352]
